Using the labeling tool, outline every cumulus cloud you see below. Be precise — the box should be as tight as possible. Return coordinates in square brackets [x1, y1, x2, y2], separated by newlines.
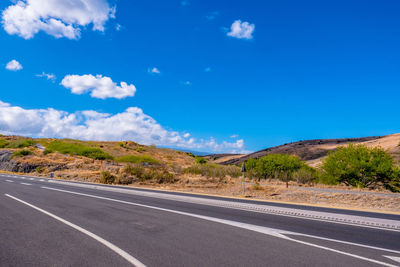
[227, 20, 255, 40]
[0, 101, 247, 153]
[5, 59, 22, 71]
[1, 0, 115, 39]
[148, 67, 160, 74]
[61, 74, 136, 99]
[36, 72, 56, 82]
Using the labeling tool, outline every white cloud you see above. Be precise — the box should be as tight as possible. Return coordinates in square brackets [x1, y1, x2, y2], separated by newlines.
[230, 134, 239, 138]
[36, 72, 56, 82]
[61, 74, 136, 100]
[182, 81, 191, 86]
[227, 20, 255, 40]
[5, 59, 22, 71]
[148, 67, 160, 74]
[115, 23, 122, 31]
[183, 133, 190, 138]
[0, 100, 248, 153]
[1, 0, 115, 39]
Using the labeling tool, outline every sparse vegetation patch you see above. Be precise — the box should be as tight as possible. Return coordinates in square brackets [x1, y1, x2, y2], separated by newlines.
[11, 149, 32, 158]
[45, 140, 112, 160]
[115, 155, 159, 164]
[183, 163, 241, 179]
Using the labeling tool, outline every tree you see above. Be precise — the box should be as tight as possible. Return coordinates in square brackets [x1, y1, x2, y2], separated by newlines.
[245, 154, 304, 187]
[321, 144, 394, 189]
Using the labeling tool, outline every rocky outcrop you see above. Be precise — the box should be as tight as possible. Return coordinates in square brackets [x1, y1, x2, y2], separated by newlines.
[0, 150, 39, 173]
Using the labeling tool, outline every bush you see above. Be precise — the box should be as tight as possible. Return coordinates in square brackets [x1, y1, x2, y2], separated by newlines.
[99, 171, 115, 184]
[11, 149, 32, 158]
[245, 154, 305, 187]
[7, 139, 35, 148]
[195, 157, 207, 164]
[0, 138, 8, 148]
[122, 164, 175, 183]
[293, 165, 318, 185]
[386, 167, 400, 192]
[46, 140, 113, 160]
[36, 166, 45, 173]
[183, 163, 241, 179]
[115, 155, 159, 164]
[135, 146, 145, 152]
[0, 138, 35, 149]
[321, 144, 394, 189]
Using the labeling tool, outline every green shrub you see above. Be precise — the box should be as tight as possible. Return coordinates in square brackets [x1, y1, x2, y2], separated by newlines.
[115, 155, 159, 164]
[43, 149, 53, 155]
[245, 154, 305, 187]
[195, 157, 207, 164]
[36, 166, 45, 173]
[386, 167, 400, 192]
[321, 144, 394, 189]
[293, 165, 318, 185]
[135, 146, 145, 152]
[0, 138, 35, 149]
[7, 139, 35, 148]
[11, 149, 32, 158]
[99, 171, 115, 184]
[183, 163, 241, 179]
[0, 138, 9, 148]
[46, 140, 113, 160]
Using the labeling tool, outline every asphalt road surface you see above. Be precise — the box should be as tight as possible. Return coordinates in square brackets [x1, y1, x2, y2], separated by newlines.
[0, 173, 399, 267]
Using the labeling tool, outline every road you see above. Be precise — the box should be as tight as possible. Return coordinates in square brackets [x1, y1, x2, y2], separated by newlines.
[0, 173, 399, 267]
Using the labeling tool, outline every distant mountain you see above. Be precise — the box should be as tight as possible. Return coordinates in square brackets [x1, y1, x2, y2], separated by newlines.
[212, 134, 400, 167]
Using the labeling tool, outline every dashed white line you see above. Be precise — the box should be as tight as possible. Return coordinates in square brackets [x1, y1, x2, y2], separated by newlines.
[5, 194, 146, 267]
[5, 180, 13, 183]
[41, 186, 400, 267]
[20, 183, 32, 186]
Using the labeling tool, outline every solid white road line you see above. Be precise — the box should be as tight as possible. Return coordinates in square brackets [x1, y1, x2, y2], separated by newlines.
[42, 186, 399, 267]
[5, 194, 146, 267]
[5, 180, 13, 183]
[384, 256, 400, 264]
[46, 180, 400, 232]
[40, 179, 45, 182]
[20, 183, 32, 186]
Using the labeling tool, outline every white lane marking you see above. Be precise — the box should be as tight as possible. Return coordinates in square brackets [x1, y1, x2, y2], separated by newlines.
[29, 178, 34, 180]
[5, 180, 14, 183]
[42, 186, 399, 267]
[286, 232, 400, 254]
[384, 256, 400, 263]
[46, 180, 400, 232]
[20, 183, 32, 186]
[5, 194, 146, 267]
[40, 179, 45, 182]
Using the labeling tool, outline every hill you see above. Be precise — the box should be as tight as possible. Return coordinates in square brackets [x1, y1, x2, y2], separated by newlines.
[214, 134, 400, 166]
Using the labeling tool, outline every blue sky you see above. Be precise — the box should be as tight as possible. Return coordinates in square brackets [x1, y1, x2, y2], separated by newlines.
[1, 0, 400, 153]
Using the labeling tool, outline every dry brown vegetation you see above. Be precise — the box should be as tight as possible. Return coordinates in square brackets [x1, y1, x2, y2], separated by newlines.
[1, 134, 399, 213]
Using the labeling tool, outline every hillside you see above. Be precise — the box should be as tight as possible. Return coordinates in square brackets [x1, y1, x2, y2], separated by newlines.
[0, 135, 196, 182]
[215, 134, 400, 166]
